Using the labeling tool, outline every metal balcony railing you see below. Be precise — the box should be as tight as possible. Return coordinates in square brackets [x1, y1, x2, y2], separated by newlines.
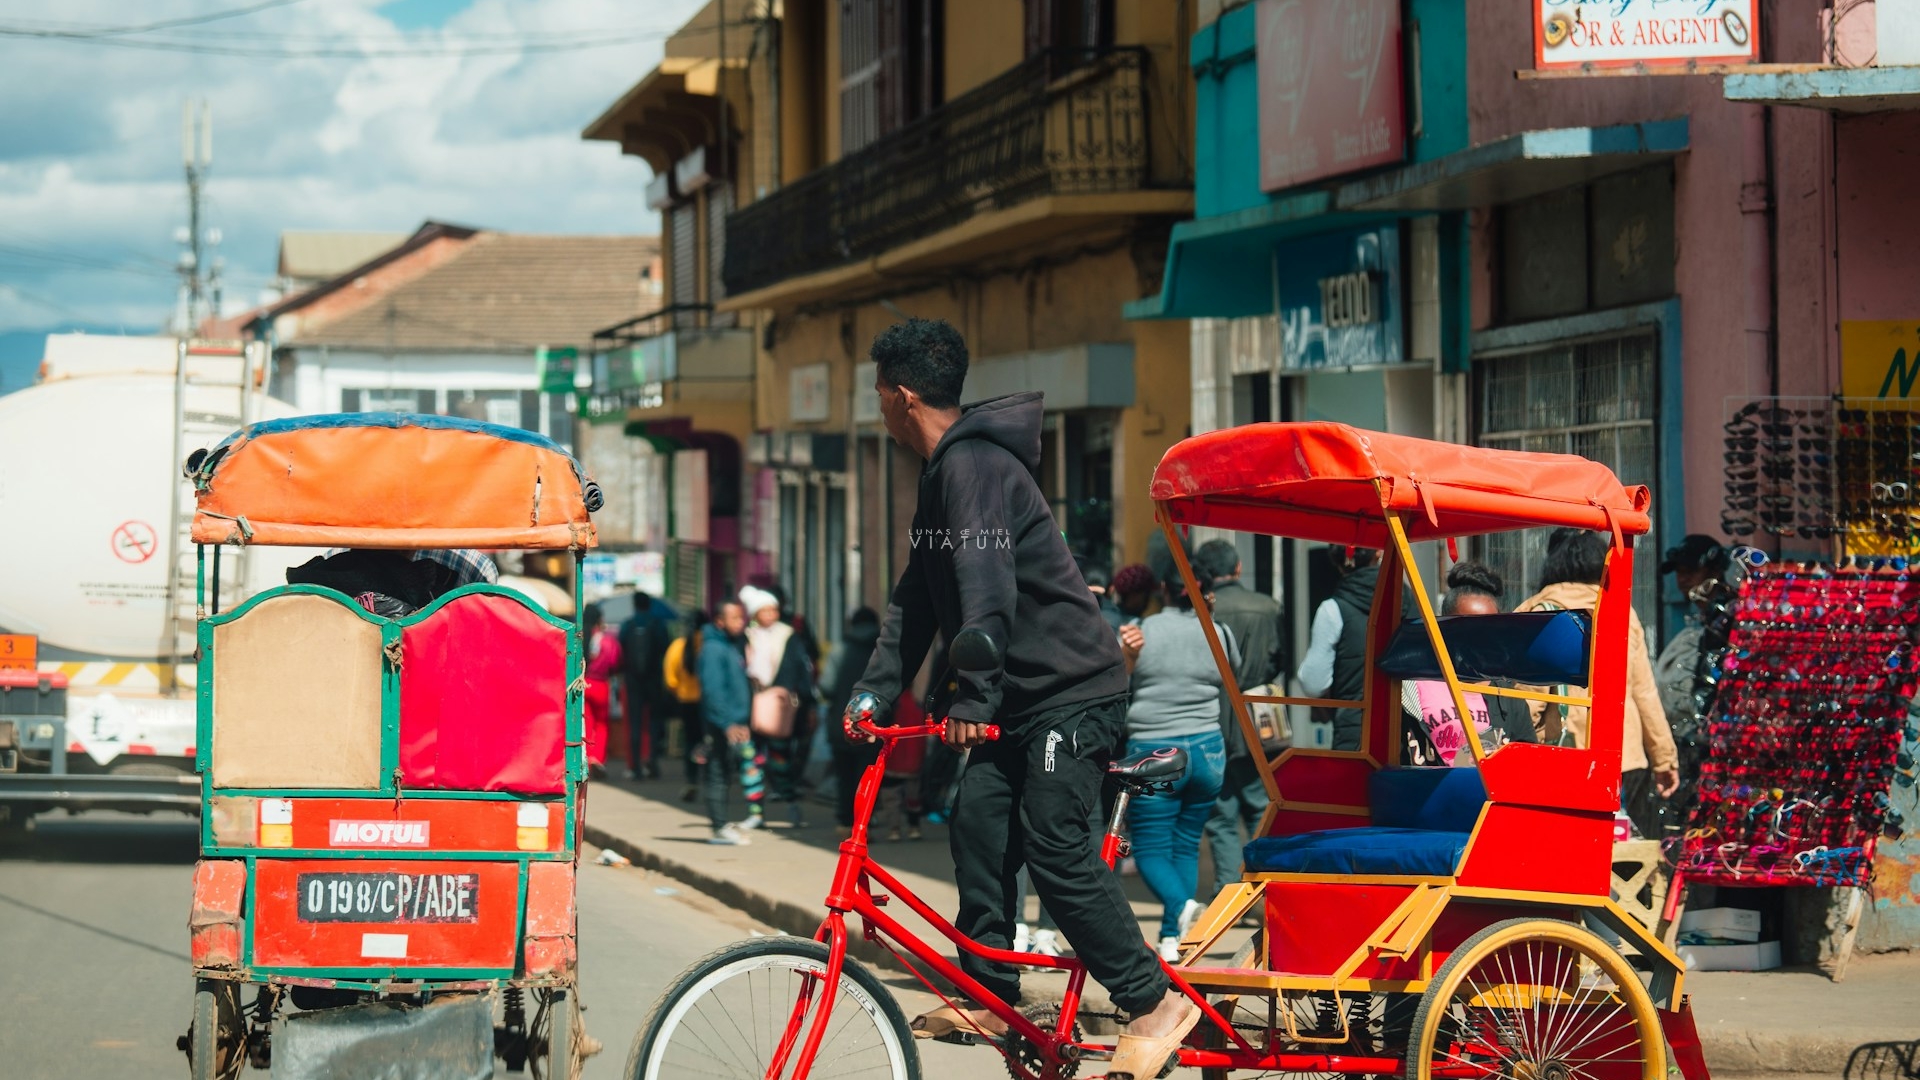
[723, 47, 1151, 296]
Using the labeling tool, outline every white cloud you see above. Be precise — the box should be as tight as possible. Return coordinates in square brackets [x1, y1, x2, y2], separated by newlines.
[0, 0, 705, 332]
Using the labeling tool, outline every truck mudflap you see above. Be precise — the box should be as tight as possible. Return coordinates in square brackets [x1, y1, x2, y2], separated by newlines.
[271, 993, 494, 1080]
[0, 770, 199, 811]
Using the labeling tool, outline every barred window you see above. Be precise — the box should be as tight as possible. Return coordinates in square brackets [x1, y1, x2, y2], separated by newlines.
[1476, 330, 1659, 632]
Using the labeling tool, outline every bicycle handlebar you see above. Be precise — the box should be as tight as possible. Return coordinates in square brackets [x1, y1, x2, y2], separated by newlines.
[854, 718, 1001, 742]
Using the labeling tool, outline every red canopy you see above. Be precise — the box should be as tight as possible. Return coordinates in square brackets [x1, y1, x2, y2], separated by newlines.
[1150, 423, 1650, 546]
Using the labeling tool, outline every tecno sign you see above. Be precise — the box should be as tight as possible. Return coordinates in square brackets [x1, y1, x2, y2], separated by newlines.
[1534, 0, 1760, 70]
[329, 820, 431, 847]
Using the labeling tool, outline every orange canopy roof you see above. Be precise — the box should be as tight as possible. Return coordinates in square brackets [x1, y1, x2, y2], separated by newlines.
[190, 414, 599, 550]
[1150, 422, 1650, 546]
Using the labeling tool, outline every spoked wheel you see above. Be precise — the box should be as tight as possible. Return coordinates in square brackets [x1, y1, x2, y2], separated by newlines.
[1404, 918, 1665, 1080]
[626, 936, 920, 1080]
[185, 978, 246, 1080]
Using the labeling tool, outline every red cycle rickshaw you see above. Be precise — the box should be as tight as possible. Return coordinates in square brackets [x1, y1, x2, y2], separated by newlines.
[180, 414, 600, 1079]
[627, 422, 1712, 1080]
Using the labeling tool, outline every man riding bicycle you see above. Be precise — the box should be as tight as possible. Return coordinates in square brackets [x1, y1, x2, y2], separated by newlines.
[848, 317, 1200, 1079]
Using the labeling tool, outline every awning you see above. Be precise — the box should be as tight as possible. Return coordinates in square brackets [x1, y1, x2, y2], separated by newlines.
[1126, 120, 1688, 321]
[1124, 192, 1393, 320]
[1724, 66, 1920, 113]
[1334, 119, 1689, 213]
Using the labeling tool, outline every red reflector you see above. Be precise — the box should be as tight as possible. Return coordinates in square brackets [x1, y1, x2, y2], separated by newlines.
[67, 742, 85, 753]
[127, 744, 156, 755]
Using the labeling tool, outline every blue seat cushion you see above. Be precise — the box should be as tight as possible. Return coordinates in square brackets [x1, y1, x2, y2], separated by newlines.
[1243, 827, 1470, 877]
[1369, 767, 1487, 833]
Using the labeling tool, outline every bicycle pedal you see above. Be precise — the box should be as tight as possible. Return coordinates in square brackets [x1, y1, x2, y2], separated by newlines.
[933, 1029, 998, 1047]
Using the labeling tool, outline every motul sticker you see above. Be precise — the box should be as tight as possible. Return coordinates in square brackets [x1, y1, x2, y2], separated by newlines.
[328, 820, 430, 847]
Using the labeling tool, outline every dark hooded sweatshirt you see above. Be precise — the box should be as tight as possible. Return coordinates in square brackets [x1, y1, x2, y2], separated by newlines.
[854, 392, 1128, 732]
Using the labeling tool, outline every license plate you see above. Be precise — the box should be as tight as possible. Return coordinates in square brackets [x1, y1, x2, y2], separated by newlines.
[296, 871, 481, 924]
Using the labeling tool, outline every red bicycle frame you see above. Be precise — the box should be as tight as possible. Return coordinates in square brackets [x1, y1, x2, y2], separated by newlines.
[761, 720, 1358, 1080]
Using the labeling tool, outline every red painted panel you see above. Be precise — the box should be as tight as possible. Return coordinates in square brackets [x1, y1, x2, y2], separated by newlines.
[1457, 803, 1612, 895]
[251, 859, 522, 971]
[1478, 742, 1619, 814]
[1265, 882, 1414, 977]
[1266, 888, 1583, 982]
[190, 859, 248, 969]
[521, 861, 575, 978]
[262, 798, 563, 854]
[1272, 753, 1373, 811]
[400, 594, 566, 794]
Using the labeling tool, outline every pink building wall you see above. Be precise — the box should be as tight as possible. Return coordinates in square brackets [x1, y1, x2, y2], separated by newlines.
[1837, 113, 1920, 322]
[1463, 0, 1838, 543]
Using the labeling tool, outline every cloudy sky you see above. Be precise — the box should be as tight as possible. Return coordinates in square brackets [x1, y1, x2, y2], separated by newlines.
[0, 0, 705, 346]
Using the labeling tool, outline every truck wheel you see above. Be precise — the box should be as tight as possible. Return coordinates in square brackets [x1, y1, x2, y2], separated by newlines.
[186, 979, 245, 1080]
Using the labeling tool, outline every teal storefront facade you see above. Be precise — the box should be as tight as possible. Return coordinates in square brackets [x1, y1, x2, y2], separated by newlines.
[1131, 0, 1688, 643]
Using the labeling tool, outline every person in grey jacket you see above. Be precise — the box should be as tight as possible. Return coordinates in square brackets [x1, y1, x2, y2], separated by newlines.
[699, 601, 763, 845]
[1118, 575, 1238, 961]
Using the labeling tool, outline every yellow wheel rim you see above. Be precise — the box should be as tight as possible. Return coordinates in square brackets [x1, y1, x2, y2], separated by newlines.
[1407, 918, 1666, 1080]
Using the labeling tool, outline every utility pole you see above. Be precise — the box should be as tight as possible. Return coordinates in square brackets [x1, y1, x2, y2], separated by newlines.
[175, 99, 221, 334]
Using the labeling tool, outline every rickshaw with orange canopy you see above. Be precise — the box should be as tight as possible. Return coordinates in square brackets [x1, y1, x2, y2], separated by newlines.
[627, 421, 1713, 1080]
[177, 414, 601, 1080]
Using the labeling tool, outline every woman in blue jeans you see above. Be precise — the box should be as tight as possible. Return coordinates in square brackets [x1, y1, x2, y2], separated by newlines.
[1117, 576, 1236, 960]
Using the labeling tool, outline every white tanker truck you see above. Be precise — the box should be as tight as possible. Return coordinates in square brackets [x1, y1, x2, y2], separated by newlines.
[0, 334, 308, 838]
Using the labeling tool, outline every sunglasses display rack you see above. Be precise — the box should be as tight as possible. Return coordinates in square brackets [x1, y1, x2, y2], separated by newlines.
[1721, 397, 1920, 553]
[1678, 562, 1920, 889]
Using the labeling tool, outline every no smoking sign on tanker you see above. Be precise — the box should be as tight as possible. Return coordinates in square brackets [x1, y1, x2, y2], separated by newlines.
[1535, 0, 1760, 70]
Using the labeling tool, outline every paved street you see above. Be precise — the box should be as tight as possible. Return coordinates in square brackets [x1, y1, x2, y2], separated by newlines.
[0, 811, 978, 1080]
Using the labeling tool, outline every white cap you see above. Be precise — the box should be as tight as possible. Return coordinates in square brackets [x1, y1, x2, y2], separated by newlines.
[738, 585, 780, 618]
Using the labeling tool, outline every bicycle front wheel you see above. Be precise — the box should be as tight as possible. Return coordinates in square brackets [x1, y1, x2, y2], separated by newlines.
[626, 936, 922, 1080]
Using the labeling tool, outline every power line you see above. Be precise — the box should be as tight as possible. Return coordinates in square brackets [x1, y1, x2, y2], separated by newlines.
[0, 18, 760, 58]
[0, 30, 662, 58]
[0, 0, 312, 39]
[0, 283, 108, 325]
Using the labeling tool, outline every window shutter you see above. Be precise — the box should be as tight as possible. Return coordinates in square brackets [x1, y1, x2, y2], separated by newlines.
[706, 182, 735, 328]
[840, 0, 881, 153]
[669, 202, 698, 326]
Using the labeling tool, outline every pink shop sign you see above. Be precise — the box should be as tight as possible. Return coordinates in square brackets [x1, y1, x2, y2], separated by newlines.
[1256, 0, 1405, 193]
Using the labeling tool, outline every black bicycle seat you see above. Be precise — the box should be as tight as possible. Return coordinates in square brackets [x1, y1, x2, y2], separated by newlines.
[1106, 747, 1188, 793]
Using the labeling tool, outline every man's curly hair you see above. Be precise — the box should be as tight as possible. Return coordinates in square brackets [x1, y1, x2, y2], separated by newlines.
[870, 317, 968, 409]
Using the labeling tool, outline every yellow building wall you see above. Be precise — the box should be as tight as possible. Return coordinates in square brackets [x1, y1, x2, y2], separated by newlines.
[757, 236, 1190, 569]
[823, 0, 842, 164]
[1115, 317, 1189, 567]
[942, 2, 1023, 98]
[778, 0, 823, 184]
[1118, 0, 1195, 189]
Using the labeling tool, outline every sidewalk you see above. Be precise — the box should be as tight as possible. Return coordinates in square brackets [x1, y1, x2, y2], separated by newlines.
[584, 775, 1919, 1074]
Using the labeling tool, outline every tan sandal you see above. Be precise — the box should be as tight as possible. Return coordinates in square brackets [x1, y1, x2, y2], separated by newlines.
[1106, 998, 1202, 1079]
[908, 1003, 1006, 1041]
